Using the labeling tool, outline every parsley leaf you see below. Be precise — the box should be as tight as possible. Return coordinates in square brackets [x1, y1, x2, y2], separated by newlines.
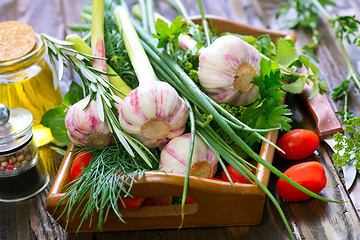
[239, 59, 292, 147]
[152, 16, 186, 50]
[333, 116, 360, 171]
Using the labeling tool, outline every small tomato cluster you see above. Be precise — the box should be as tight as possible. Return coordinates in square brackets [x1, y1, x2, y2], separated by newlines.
[276, 129, 326, 202]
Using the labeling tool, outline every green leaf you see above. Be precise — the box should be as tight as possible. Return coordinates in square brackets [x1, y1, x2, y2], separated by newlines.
[64, 81, 84, 106]
[281, 78, 305, 94]
[276, 38, 298, 66]
[300, 45, 319, 63]
[152, 16, 186, 49]
[310, 81, 320, 99]
[40, 107, 66, 127]
[49, 117, 70, 145]
[241, 59, 292, 139]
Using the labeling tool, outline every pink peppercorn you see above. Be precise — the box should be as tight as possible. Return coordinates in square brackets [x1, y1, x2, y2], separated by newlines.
[6, 163, 14, 171]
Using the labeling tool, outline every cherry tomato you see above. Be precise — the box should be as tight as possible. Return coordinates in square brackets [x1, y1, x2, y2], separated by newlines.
[70, 151, 92, 181]
[142, 196, 173, 206]
[276, 161, 327, 201]
[185, 197, 197, 204]
[117, 197, 145, 209]
[210, 177, 223, 181]
[221, 165, 252, 184]
[277, 129, 320, 160]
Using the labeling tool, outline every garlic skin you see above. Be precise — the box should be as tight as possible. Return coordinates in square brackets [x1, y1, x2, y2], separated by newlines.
[159, 133, 219, 178]
[119, 81, 188, 148]
[65, 96, 121, 147]
[198, 35, 261, 106]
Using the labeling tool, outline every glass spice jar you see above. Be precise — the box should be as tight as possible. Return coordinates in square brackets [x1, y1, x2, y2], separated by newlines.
[0, 103, 49, 202]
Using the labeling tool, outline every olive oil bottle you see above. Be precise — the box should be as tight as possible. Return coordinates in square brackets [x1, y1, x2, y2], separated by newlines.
[0, 21, 63, 174]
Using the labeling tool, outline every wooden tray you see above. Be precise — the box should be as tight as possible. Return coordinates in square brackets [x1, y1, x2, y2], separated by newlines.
[46, 17, 295, 233]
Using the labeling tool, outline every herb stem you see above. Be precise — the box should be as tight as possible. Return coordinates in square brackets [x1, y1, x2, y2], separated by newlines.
[145, 0, 156, 34]
[196, 0, 211, 46]
[308, 0, 332, 20]
[138, 0, 148, 29]
[338, 40, 360, 90]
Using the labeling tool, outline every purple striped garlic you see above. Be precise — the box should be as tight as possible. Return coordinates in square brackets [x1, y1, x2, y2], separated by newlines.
[114, 6, 188, 148]
[65, 96, 122, 147]
[159, 133, 219, 178]
[118, 81, 188, 148]
[197, 35, 261, 106]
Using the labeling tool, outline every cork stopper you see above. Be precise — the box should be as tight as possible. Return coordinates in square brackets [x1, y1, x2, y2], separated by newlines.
[0, 21, 36, 62]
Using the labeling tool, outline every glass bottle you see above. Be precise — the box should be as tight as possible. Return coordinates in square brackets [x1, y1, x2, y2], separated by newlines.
[0, 33, 63, 145]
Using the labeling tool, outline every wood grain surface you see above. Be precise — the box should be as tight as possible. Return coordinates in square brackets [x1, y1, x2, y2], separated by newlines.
[1, 0, 360, 239]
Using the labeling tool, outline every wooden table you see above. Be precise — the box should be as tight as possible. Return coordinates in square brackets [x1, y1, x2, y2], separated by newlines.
[1, 0, 360, 239]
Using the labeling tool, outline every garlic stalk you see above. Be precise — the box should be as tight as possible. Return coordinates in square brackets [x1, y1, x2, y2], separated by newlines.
[114, 5, 188, 148]
[198, 35, 261, 106]
[65, 0, 118, 148]
[159, 133, 219, 177]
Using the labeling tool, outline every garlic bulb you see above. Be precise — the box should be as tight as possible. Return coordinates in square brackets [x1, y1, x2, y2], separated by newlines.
[114, 7, 188, 148]
[198, 35, 261, 106]
[65, 96, 121, 147]
[119, 81, 188, 148]
[159, 133, 219, 178]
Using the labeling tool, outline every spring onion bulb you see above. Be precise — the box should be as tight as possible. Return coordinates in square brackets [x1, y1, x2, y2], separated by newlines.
[114, 6, 188, 148]
[159, 133, 219, 177]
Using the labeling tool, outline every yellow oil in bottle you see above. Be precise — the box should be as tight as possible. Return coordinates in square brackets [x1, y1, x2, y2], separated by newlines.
[0, 58, 62, 126]
[0, 34, 63, 174]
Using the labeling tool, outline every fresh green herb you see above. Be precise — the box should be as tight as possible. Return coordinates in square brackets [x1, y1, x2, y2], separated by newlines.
[276, 0, 360, 120]
[41, 107, 69, 146]
[64, 81, 85, 106]
[152, 16, 186, 51]
[61, 144, 159, 231]
[239, 59, 292, 148]
[333, 116, 360, 171]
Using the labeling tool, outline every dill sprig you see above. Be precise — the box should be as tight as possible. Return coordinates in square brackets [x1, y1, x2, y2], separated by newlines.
[60, 145, 159, 231]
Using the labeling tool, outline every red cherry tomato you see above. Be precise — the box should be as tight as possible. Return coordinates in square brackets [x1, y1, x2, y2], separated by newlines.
[70, 151, 92, 181]
[117, 197, 145, 209]
[210, 177, 223, 181]
[276, 161, 327, 201]
[142, 196, 173, 206]
[185, 197, 196, 204]
[221, 165, 252, 184]
[277, 129, 320, 160]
